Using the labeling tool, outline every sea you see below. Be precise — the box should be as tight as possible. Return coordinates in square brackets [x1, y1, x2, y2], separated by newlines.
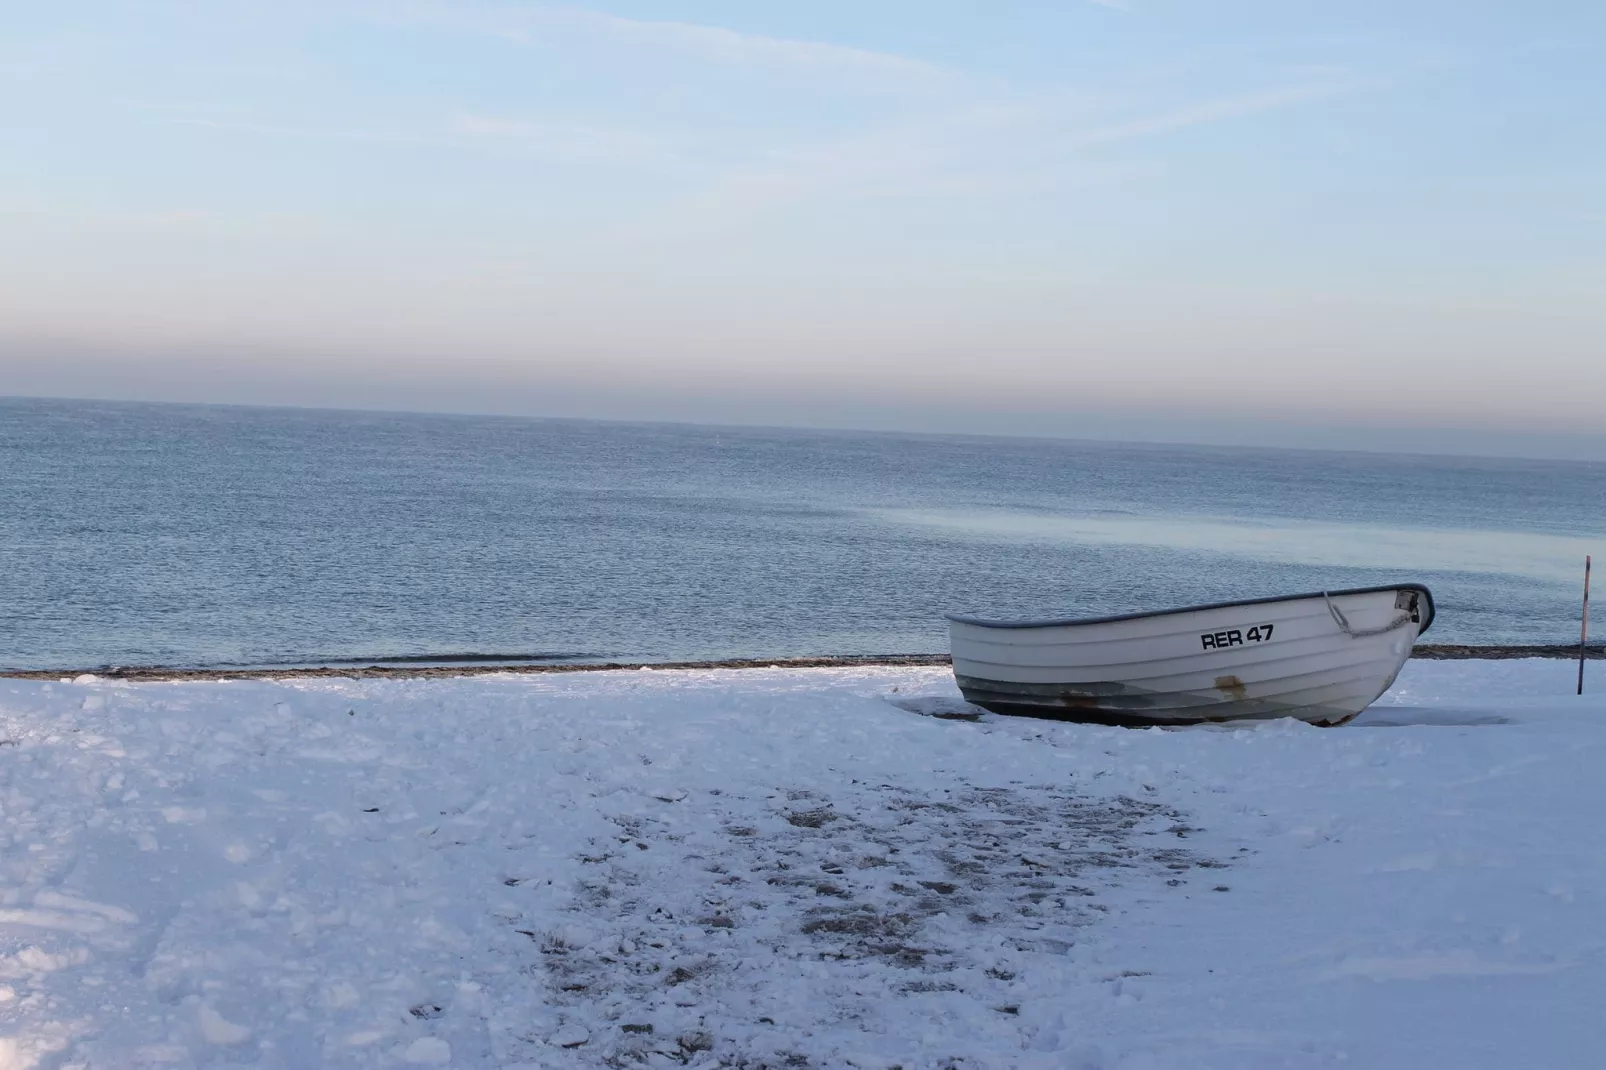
[2, 396, 1603, 671]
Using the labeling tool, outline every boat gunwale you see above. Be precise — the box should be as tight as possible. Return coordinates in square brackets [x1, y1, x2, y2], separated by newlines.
[946, 583, 1436, 636]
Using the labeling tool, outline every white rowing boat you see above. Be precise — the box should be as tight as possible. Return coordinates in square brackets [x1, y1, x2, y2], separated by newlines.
[946, 584, 1435, 726]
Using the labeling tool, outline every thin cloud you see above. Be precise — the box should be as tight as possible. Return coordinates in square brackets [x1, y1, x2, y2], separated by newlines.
[372, 0, 955, 84]
[578, 10, 948, 78]
[168, 116, 448, 148]
[615, 74, 1376, 241]
[167, 113, 677, 163]
[1064, 80, 1365, 147]
[450, 113, 695, 166]
[169, 111, 715, 174]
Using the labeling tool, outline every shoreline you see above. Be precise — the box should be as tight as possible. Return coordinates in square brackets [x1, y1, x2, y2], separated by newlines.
[2, 644, 1601, 683]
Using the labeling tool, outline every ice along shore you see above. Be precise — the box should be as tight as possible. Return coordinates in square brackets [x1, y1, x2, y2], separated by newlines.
[2, 643, 1602, 682]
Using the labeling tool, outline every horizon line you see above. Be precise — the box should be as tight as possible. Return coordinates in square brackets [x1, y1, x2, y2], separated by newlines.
[7, 391, 1606, 467]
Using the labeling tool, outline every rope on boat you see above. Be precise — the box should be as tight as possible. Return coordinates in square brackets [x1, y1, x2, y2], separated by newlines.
[1324, 592, 1413, 639]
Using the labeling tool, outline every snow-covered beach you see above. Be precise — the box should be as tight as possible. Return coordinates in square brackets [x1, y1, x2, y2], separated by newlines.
[2, 659, 1602, 1069]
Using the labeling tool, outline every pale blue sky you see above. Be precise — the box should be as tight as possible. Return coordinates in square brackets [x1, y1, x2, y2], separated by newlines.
[2, 1, 1603, 456]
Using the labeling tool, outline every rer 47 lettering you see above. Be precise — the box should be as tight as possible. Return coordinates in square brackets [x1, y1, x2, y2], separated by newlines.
[1200, 624, 1274, 650]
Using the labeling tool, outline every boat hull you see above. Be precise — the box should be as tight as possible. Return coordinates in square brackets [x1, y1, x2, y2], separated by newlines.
[947, 585, 1433, 727]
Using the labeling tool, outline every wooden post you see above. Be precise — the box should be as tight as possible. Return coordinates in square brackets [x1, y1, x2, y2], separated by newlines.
[1581, 555, 1593, 696]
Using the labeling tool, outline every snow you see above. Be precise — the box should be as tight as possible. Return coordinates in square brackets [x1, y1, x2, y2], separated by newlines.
[1, 659, 1602, 1068]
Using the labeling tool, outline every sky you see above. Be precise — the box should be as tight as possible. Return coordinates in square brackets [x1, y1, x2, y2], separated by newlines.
[2, 1, 1604, 458]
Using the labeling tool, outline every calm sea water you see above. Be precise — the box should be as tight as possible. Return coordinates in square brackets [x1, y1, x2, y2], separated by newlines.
[2, 397, 1602, 670]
